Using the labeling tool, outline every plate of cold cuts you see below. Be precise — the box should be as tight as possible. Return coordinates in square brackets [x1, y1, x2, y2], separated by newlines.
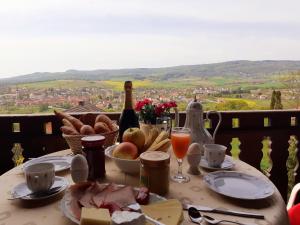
[60, 182, 167, 224]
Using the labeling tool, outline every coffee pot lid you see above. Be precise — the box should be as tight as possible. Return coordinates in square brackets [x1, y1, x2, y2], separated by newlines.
[186, 95, 202, 111]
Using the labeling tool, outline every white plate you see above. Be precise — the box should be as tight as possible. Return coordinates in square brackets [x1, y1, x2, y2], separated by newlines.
[200, 155, 234, 171]
[11, 176, 69, 200]
[23, 156, 73, 172]
[60, 184, 166, 224]
[203, 171, 274, 200]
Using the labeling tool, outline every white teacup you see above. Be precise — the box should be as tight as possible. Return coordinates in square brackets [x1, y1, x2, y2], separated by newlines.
[204, 144, 227, 168]
[24, 163, 55, 193]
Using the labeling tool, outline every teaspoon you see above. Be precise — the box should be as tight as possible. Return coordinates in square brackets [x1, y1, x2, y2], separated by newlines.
[188, 207, 203, 224]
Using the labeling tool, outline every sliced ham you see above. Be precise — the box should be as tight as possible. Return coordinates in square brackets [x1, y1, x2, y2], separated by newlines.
[79, 182, 107, 208]
[68, 182, 92, 220]
[69, 198, 82, 220]
[92, 183, 119, 207]
[67, 182, 139, 220]
[104, 186, 137, 208]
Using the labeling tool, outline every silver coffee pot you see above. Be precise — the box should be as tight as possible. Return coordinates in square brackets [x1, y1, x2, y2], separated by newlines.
[184, 96, 221, 154]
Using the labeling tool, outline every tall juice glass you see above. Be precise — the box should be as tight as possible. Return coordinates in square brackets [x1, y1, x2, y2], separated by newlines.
[171, 127, 191, 183]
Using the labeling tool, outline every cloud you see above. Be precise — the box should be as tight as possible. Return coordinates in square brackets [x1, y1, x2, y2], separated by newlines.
[0, 0, 300, 77]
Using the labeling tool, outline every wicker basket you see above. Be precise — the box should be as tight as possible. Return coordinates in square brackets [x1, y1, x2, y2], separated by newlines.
[63, 128, 119, 154]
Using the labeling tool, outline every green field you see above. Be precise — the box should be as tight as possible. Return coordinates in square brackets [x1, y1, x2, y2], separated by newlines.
[16, 80, 106, 89]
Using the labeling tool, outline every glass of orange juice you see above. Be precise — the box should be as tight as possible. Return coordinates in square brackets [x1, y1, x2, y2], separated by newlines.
[171, 127, 191, 183]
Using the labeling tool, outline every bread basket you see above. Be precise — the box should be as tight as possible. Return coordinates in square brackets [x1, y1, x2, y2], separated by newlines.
[63, 127, 119, 154]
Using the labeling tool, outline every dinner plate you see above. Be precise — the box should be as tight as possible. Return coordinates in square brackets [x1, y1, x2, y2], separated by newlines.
[60, 184, 166, 224]
[200, 155, 234, 171]
[203, 171, 274, 200]
[11, 176, 69, 200]
[23, 155, 73, 172]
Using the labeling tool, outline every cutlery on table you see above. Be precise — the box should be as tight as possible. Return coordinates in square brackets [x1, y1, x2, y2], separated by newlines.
[188, 207, 258, 225]
[127, 203, 166, 225]
[8, 186, 62, 200]
[183, 203, 264, 219]
[188, 207, 202, 224]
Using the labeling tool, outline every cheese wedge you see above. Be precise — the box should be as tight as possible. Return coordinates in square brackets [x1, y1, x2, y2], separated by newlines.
[80, 207, 110, 225]
[141, 199, 183, 225]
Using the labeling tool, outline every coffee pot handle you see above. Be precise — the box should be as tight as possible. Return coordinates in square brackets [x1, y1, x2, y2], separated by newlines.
[206, 111, 222, 141]
[173, 107, 179, 127]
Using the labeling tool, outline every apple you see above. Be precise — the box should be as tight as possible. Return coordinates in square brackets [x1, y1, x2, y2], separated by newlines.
[112, 142, 138, 159]
[122, 128, 145, 152]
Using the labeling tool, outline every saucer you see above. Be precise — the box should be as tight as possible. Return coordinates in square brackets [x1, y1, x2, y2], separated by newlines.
[200, 155, 234, 171]
[23, 156, 73, 172]
[11, 176, 69, 200]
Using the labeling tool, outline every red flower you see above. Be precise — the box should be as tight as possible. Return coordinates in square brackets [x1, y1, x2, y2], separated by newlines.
[154, 104, 164, 116]
[135, 101, 145, 111]
[143, 98, 152, 104]
[169, 101, 177, 108]
[136, 98, 177, 123]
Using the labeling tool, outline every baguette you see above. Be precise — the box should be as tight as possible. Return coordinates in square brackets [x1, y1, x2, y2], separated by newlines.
[61, 126, 79, 135]
[54, 110, 73, 121]
[69, 117, 84, 132]
[62, 118, 76, 130]
[54, 110, 84, 132]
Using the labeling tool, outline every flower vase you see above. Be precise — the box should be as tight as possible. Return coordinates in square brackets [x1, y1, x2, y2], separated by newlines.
[139, 122, 162, 137]
[139, 116, 171, 137]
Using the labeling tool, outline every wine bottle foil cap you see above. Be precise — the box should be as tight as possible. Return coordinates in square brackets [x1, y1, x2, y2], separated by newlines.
[81, 135, 106, 148]
[124, 81, 132, 89]
[140, 151, 170, 167]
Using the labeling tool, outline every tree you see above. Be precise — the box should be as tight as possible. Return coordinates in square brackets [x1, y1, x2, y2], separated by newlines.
[274, 91, 283, 109]
[270, 90, 276, 109]
[279, 71, 300, 108]
[270, 90, 283, 109]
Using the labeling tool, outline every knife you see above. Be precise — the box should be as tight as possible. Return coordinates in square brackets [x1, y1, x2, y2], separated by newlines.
[183, 203, 264, 219]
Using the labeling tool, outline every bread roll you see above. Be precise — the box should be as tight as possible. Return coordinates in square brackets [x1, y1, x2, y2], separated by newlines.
[94, 122, 111, 134]
[95, 114, 114, 131]
[80, 125, 95, 135]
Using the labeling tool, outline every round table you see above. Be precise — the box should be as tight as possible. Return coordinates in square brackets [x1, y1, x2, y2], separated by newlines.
[0, 150, 289, 225]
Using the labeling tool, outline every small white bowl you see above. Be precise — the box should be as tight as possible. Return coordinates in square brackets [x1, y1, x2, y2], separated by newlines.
[105, 145, 140, 174]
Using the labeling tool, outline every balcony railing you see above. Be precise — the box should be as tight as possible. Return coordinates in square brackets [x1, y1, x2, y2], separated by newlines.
[0, 110, 299, 202]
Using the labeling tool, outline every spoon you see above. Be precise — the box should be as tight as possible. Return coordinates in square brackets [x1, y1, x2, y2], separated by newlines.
[188, 207, 203, 224]
[189, 207, 257, 225]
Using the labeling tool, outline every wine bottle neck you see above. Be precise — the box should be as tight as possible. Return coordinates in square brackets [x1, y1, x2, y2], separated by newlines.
[124, 89, 133, 109]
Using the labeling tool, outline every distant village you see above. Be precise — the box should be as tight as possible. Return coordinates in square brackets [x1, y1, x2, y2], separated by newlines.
[0, 84, 296, 113]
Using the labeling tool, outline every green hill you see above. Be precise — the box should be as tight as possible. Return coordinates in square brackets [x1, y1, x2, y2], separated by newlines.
[1, 60, 300, 85]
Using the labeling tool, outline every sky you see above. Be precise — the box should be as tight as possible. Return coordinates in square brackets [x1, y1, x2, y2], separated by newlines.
[0, 0, 300, 78]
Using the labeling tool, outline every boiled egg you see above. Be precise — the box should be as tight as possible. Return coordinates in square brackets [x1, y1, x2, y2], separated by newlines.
[187, 143, 202, 155]
[71, 154, 88, 183]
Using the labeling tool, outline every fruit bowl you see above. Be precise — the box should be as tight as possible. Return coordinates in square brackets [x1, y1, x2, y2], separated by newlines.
[105, 144, 140, 174]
